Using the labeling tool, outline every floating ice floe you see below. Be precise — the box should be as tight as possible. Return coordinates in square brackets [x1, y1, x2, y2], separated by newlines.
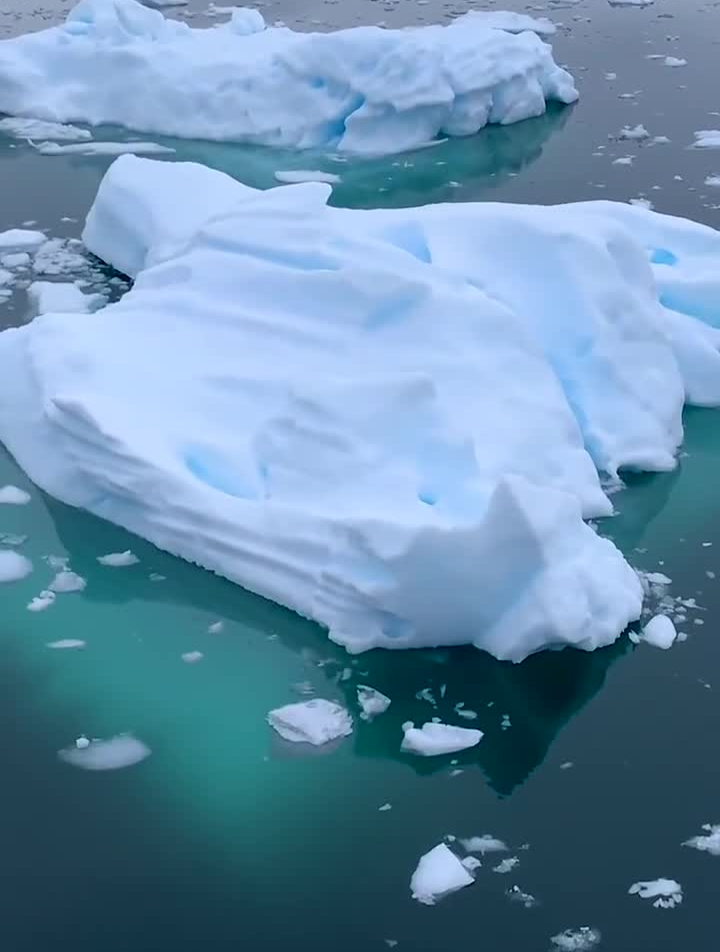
[274, 170, 341, 185]
[58, 733, 151, 770]
[629, 878, 683, 909]
[0, 484, 30, 504]
[401, 721, 483, 756]
[267, 699, 353, 746]
[48, 569, 87, 593]
[0, 229, 46, 250]
[0, 117, 92, 141]
[550, 927, 602, 951]
[684, 823, 720, 856]
[28, 281, 105, 317]
[629, 613, 677, 649]
[357, 685, 391, 720]
[1, 157, 720, 660]
[0, 551, 32, 582]
[410, 843, 475, 905]
[0, 0, 576, 156]
[460, 835, 508, 854]
[32, 140, 175, 157]
[47, 638, 86, 648]
[97, 550, 139, 566]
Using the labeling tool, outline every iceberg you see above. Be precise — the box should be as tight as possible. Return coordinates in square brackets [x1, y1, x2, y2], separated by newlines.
[0, 156, 719, 661]
[0, 0, 577, 156]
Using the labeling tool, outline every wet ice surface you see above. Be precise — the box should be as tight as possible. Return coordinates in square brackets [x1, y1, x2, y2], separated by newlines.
[1, 1, 720, 951]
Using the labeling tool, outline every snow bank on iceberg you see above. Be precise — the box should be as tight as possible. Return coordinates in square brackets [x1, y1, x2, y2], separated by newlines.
[1, 157, 720, 661]
[0, 0, 577, 156]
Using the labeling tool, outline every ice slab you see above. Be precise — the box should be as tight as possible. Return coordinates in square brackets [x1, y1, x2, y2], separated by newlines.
[401, 721, 483, 755]
[460, 835, 508, 854]
[0, 0, 577, 156]
[357, 685, 391, 720]
[410, 843, 474, 905]
[635, 614, 677, 649]
[267, 699, 353, 746]
[1, 158, 720, 661]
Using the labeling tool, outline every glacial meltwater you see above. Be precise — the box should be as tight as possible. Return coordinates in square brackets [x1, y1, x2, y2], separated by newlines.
[2, 0, 720, 950]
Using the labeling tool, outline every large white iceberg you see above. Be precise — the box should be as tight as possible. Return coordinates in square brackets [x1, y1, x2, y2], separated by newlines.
[0, 0, 577, 156]
[1, 156, 720, 661]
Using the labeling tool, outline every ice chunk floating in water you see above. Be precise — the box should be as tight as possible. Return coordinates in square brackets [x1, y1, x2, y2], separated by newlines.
[267, 699, 353, 746]
[0, 551, 32, 582]
[0, 485, 30, 504]
[58, 734, 151, 770]
[410, 843, 474, 905]
[629, 879, 683, 909]
[0, 157, 720, 661]
[401, 721, 483, 756]
[0, 0, 577, 156]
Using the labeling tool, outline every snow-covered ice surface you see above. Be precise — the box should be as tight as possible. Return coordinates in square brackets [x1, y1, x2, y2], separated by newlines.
[1, 156, 720, 660]
[410, 843, 474, 904]
[0, 0, 577, 156]
[28, 281, 104, 316]
[401, 721, 484, 755]
[58, 734, 151, 770]
[629, 878, 683, 909]
[684, 824, 720, 856]
[267, 699, 353, 745]
[0, 550, 32, 582]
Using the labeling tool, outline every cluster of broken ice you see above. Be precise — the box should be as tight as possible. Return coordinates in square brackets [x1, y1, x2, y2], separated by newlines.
[1, 155, 719, 661]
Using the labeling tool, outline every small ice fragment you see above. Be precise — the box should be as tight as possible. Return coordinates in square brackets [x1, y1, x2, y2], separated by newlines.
[267, 699, 353, 746]
[0, 485, 31, 505]
[560, 761, 574, 769]
[460, 835, 508, 854]
[208, 620, 224, 633]
[47, 638, 85, 649]
[462, 856, 482, 872]
[410, 843, 474, 905]
[613, 156, 635, 165]
[639, 614, 677, 649]
[149, 572, 165, 581]
[493, 856, 519, 874]
[506, 885, 538, 908]
[181, 650, 204, 663]
[401, 721, 483, 756]
[59, 734, 151, 771]
[501, 714, 512, 730]
[28, 591, 56, 612]
[550, 927, 602, 951]
[97, 550, 139, 567]
[664, 56, 686, 67]
[705, 175, 720, 187]
[75, 735, 90, 750]
[0, 551, 32, 582]
[415, 687, 436, 706]
[684, 823, 720, 855]
[378, 803, 392, 811]
[274, 170, 341, 185]
[629, 878, 682, 908]
[618, 123, 649, 140]
[357, 685, 391, 720]
[49, 570, 86, 593]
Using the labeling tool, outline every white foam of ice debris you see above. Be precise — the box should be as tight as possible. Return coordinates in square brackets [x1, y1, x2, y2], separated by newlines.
[274, 170, 341, 185]
[357, 685, 391, 720]
[506, 885, 538, 908]
[461, 835, 508, 854]
[33, 140, 175, 157]
[0, 229, 46, 250]
[410, 843, 474, 905]
[0, 117, 91, 141]
[28, 281, 105, 316]
[550, 927, 602, 951]
[629, 878, 683, 909]
[27, 591, 56, 611]
[49, 569, 87, 593]
[401, 721, 483, 756]
[47, 638, 86, 648]
[97, 550, 139, 566]
[684, 824, 720, 856]
[0, 551, 32, 582]
[0, 0, 576, 156]
[58, 734, 151, 770]
[181, 650, 204, 663]
[0, 485, 31, 504]
[267, 699, 353, 746]
[631, 613, 677, 649]
[2, 158, 720, 661]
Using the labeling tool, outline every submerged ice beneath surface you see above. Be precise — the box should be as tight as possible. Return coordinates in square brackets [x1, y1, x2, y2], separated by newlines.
[0, 156, 720, 661]
[0, 0, 577, 156]
[58, 734, 151, 770]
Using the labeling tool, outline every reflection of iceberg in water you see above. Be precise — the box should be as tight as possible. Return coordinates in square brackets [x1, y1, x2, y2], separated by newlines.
[43, 471, 625, 797]
[172, 102, 572, 209]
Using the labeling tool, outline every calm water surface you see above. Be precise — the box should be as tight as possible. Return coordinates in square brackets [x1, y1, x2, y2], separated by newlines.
[1, 1, 720, 950]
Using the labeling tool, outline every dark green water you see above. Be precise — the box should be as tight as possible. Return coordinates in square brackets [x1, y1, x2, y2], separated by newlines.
[2, 1, 720, 950]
